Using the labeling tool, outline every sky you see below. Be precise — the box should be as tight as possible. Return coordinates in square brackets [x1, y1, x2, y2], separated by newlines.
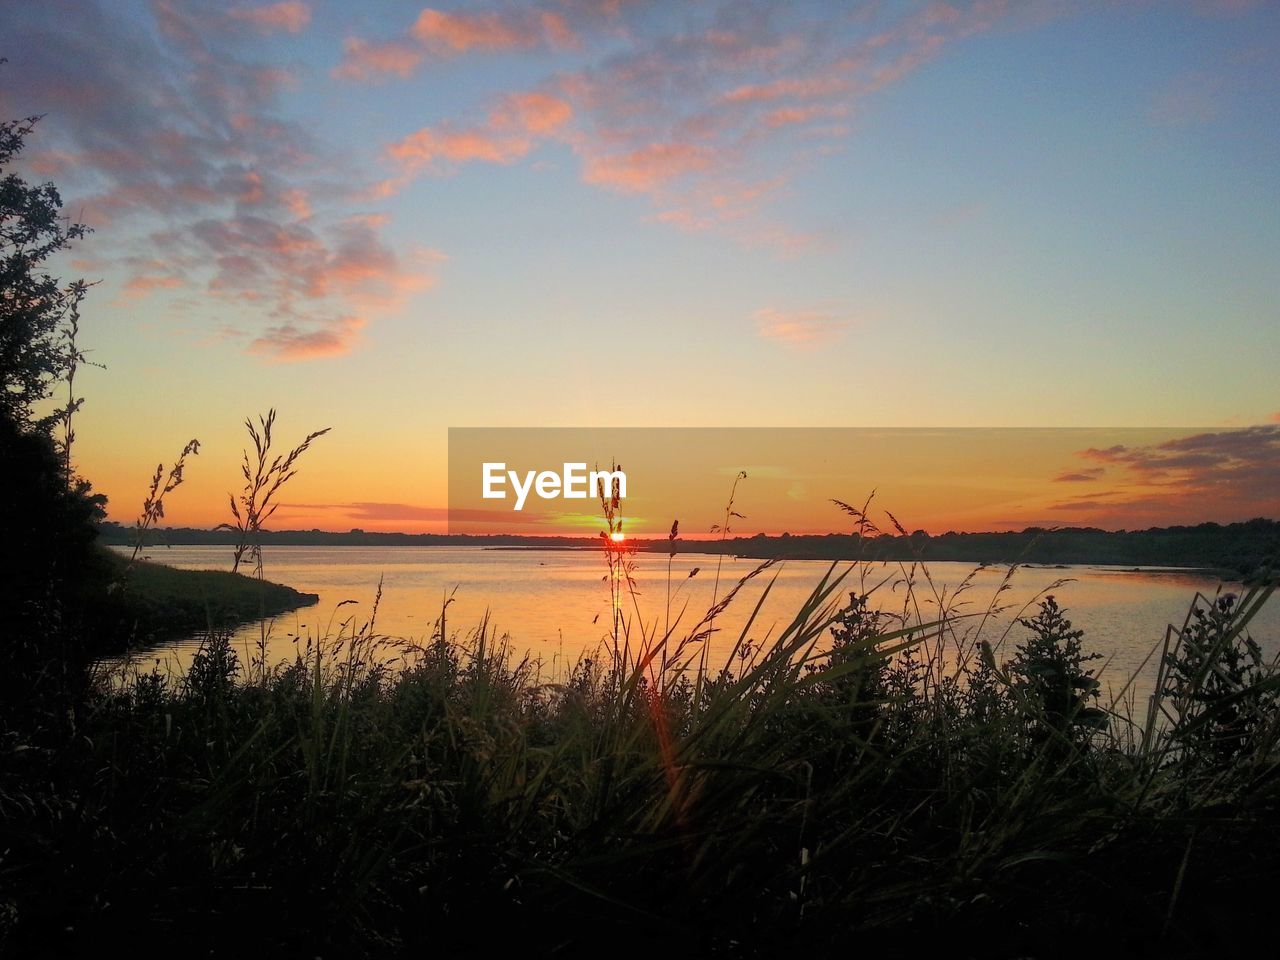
[2, 0, 1278, 534]
[444, 427, 1280, 535]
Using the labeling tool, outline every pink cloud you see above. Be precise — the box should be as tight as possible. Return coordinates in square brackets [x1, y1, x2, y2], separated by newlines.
[229, 1, 311, 35]
[380, 90, 572, 189]
[6, 0, 1088, 357]
[5, 0, 439, 362]
[648, 180, 827, 257]
[336, 1, 1051, 253]
[280, 187, 311, 220]
[1050, 426, 1280, 526]
[721, 74, 851, 105]
[122, 274, 187, 298]
[190, 213, 436, 317]
[755, 306, 850, 346]
[496, 91, 574, 135]
[333, 38, 425, 82]
[411, 8, 576, 54]
[649, 176, 790, 234]
[388, 128, 530, 167]
[250, 315, 365, 361]
[582, 143, 716, 193]
[26, 148, 77, 178]
[235, 170, 266, 205]
[335, 6, 577, 81]
[763, 104, 847, 129]
[544, 1, 1038, 254]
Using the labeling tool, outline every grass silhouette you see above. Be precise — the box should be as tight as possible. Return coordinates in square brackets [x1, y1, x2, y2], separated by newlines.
[4, 526, 1276, 955]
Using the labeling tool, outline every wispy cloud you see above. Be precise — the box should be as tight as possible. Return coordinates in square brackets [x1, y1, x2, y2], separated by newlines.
[755, 306, 850, 346]
[1052, 467, 1105, 482]
[332, 38, 425, 82]
[121, 274, 187, 299]
[555, 1, 1056, 248]
[229, 1, 311, 35]
[582, 143, 717, 194]
[1049, 425, 1280, 526]
[334, 5, 576, 81]
[377, 91, 572, 194]
[3, 0, 435, 361]
[250, 315, 365, 361]
[352, 1, 1046, 254]
[2, 0, 1141, 361]
[411, 8, 576, 56]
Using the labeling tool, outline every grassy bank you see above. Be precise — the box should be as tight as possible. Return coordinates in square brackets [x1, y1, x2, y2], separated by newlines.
[2, 562, 1277, 957]
[88, 547, 319, 652]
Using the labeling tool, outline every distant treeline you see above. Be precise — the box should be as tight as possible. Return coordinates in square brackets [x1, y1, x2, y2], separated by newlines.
[721, 519, 1278, 575]
[98, 518, 1280, 576]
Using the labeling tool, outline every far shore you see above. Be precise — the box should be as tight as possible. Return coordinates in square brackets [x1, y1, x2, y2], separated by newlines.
[99, 517, 1278, 579]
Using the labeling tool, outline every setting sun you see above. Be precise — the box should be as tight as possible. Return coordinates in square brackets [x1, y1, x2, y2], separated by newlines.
[5, 1, 1279, 951]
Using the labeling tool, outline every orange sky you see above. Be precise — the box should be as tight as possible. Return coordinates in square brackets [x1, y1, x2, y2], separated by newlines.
[92, 425, 1280, 538]
[441, 427, 1280, 537]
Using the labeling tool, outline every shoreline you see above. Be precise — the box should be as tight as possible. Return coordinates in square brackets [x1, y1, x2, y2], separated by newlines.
[91, 549, 320, 655]
[107, 542, 1246, 583]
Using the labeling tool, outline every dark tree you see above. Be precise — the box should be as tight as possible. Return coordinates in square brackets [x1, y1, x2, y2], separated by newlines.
[0, 112, 106, 713]
[1, 114, 89, 428]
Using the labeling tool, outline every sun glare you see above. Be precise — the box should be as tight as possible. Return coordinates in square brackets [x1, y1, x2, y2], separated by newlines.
[610, 532, 625, 542]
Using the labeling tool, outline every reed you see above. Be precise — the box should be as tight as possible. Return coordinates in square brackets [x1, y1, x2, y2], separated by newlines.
[7, 538, 1275, 956]
[127, 437, 200, 568]
[219, 408, 330, 578]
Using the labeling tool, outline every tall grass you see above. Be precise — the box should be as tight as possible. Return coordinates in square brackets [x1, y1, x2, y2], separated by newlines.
[219, 408, 329, 578]
[6, 538, 1276, 955]
[127, 437, 200, 568]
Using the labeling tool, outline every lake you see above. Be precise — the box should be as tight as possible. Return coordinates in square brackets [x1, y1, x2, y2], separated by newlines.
[108, 544, 1278, 707]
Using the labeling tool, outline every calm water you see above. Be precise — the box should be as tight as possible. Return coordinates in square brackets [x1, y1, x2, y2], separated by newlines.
[109, 544, 1278, 705]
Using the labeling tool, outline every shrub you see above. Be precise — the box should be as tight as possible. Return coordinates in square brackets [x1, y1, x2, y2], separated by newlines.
[1007, 595, 1108, 740]
[1160, 591, 1280, 768]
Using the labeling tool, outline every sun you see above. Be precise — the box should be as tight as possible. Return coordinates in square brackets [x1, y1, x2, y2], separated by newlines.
[610, 531, 626, 542]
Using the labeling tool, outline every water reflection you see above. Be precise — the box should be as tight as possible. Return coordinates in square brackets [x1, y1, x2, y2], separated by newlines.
[107, 545, 1276, 707]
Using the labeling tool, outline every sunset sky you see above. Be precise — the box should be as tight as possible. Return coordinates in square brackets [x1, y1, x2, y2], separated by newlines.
[4, 1, 1278, 534]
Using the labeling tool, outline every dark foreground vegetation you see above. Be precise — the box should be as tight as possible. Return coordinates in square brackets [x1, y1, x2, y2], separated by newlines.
[3, 420, 316, 655]
[4, 564, 1279, 958]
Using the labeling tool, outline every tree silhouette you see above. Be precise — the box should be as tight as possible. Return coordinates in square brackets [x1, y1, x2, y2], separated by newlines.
[1, 113, 90, 429]
[0, 111, 106, 711]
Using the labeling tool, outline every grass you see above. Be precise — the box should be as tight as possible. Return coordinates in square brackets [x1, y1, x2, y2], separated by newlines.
[2, 549, 1277, 957]
[89, 546, 318, 651]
